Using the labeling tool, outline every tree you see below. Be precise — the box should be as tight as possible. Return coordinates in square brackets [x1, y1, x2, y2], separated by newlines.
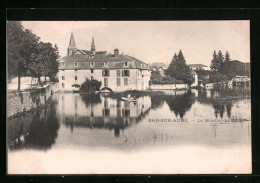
[210, 50, 223, 72]
[177, 49, 186, 64]
[7, 21, 40, 90]
[165, 51, 193, 85]
[150, 70, 162, 84]
[41, 43, 59, 81]
[217, 50, 224, 63]
[171, 53, 178, 63]
[224, 51, 231, 62]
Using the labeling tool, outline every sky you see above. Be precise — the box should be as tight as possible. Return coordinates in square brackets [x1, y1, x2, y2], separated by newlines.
[21, 21, 250, 66]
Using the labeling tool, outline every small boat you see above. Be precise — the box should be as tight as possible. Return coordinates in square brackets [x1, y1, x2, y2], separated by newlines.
[121, 97, 137, 102]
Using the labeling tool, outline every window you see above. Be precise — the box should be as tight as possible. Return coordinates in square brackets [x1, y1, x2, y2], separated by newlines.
[103, 109, 110, 117]
[62, 76, 65, 80]
[74, 62, 78, 67]
[91, 69, 94, 73]
[124, 62, 128, 66]
[117, 70, 120, 77]
[104, 78, 108, 86]
[102, 69, 110, 77]
[124, 78, 128, 85]
[75, 76, 78, 81]
[122, 70, 130, 77]
[117, 78, 120, 86]
[62, 83, 65, 88]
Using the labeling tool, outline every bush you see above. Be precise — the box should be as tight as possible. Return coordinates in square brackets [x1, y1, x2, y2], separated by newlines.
[80, 79, 102, 94]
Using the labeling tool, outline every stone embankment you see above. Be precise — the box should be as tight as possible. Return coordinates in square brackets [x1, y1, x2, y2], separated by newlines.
[7, 83, 58, 118]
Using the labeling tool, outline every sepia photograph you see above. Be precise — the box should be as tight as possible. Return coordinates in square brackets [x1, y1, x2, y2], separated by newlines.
[7, 21, 251, 174]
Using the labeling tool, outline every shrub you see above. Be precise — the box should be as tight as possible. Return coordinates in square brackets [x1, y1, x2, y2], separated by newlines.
[80, 79, 102, 94]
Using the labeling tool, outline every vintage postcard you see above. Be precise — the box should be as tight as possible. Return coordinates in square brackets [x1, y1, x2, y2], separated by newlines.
[7, 21, 251, 174]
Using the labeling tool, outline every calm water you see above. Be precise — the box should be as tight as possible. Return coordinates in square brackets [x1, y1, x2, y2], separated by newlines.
[7, 86, 251, 174]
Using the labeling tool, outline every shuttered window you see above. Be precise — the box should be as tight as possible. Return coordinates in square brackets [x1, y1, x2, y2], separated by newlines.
[124, 78, 128, 85]
[117, 78, 120, 86]
[102, 69, 110, 77]
[122, 70, 130, 77]
[117, 70, 121, 77]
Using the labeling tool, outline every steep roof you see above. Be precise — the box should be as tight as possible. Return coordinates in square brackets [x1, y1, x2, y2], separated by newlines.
[187, 64, 208, 67]
[59, 53, 149, 70]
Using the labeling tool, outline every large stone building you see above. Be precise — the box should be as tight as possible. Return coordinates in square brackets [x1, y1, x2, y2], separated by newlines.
[58, 33, 151, 92]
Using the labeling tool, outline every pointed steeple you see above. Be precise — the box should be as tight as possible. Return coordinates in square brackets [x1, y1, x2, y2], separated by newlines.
[91, 36, 95, 52]
[69, 32, 76, 48]
[67, 32, 77, 55]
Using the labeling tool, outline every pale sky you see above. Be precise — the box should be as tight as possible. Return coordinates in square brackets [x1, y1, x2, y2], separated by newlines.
[22, 21, 250, 66]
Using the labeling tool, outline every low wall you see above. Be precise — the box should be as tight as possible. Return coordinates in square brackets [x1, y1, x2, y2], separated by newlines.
[149, 84, 188, 90]
[7, 83, 58, 118]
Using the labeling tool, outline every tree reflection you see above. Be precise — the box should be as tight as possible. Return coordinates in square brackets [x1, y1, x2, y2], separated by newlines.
[81, 93, 102, 107]
[8, 100, 59, 151]
[197, 86, 250, 118]
[165, 90, 196, 118]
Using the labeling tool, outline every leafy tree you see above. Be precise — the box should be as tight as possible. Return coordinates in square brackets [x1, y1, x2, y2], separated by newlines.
[224, 51, 231, 62]
[27, 41, 50, 87]
[7, 21, 60, 89]
[150, 70, 162, 84]
[7, 21, 39, 90]
[41, 43, 59, 81]
[80, 78, 102, 94]
[219, 60, 250, 79]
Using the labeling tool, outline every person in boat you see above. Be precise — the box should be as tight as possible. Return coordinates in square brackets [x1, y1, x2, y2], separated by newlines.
[127, 94, 131, 99]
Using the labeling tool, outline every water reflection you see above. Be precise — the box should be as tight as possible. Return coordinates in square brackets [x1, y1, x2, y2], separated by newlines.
[8, 100, 59, 151]
[60, 94, 152, 137]
[7, 86, 251, 151]
[165, 90, 196, 118]
[197, 86, 250, 119]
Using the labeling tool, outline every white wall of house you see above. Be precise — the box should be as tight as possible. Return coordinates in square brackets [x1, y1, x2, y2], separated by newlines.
[58, 68, 151, 92]
[191, 73, 198, 87]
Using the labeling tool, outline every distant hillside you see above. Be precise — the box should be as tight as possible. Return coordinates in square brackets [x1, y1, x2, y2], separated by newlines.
[219, 60, 250, 79]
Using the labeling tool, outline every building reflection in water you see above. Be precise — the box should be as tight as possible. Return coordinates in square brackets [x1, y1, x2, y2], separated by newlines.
[59, 93, 152, 137]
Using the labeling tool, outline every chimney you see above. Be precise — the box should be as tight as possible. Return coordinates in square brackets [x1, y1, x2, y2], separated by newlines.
[114, 48, 119, 58]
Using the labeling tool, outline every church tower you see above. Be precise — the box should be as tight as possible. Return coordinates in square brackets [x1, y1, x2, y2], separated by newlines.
[91, 36, 96, 53]
[67, 32, 77, 56]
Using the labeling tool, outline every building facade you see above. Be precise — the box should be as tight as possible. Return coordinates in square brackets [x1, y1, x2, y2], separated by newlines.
[58, 33, 151, 92]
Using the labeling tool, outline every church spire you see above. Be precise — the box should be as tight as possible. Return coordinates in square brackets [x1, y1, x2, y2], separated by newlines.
[67, 32, 77, 55]
[91, 36, 95, 52]
[69, 32, 76, 48]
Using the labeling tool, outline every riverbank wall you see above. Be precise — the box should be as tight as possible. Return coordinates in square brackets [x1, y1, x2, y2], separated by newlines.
[7, 82, 58, 118]
[149, 84, 188, 90]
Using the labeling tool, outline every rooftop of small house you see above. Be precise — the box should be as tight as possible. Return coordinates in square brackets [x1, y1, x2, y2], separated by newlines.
[150, 62, 168, 69]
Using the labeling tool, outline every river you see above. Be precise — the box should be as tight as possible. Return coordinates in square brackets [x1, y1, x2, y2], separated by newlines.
[7, 86, 251, 174]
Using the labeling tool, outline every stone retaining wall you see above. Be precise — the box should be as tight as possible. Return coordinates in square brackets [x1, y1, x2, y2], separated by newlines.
[7, 83, 58, 117]
[149, 84, 188, 90]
